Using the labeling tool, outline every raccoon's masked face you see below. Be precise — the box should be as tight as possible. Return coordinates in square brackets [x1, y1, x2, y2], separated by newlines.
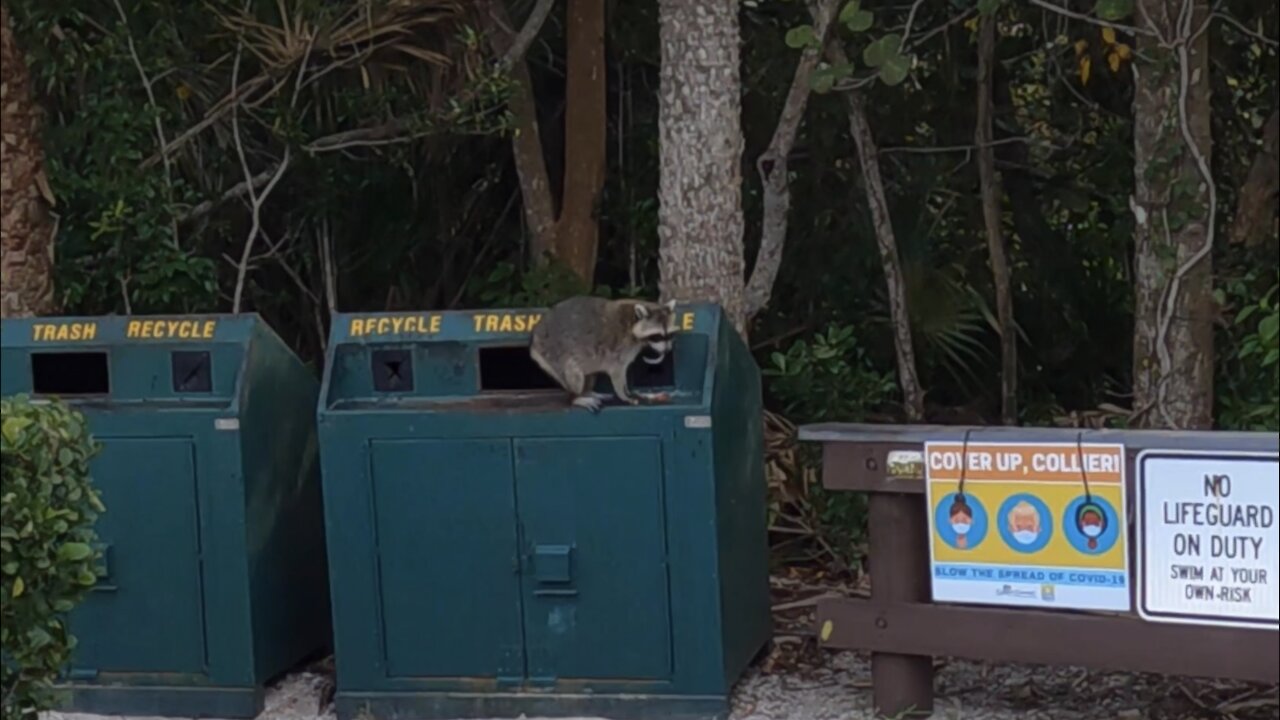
[633, 300, 679, 365]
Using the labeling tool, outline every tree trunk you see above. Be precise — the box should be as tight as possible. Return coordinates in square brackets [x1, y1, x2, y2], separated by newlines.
[1131, 0, 1214, 429]
[0, 2, 57, 318]
[975, 13, 1017, 425]
[481, 0, 605, 285]
[508, 60, 559, 262]
[479, 0, 556, 262]
[657, 0, 747, 337]
[826, 38, 925, 421]
[1230, 107, 1279, 249]
[552, 0, 607, 281]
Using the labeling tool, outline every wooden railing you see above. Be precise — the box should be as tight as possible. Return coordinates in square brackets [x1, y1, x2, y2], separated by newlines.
[798, 423, 1279, 719]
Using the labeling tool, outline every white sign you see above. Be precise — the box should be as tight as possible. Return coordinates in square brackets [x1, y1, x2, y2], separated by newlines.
[1136, 450, 1280, 630]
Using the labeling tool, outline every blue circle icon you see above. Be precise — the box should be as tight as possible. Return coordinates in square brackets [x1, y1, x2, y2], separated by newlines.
[997, 493, 1053, 554]
[1063, 495, 1120, 555]
[934, 492, 988, 551]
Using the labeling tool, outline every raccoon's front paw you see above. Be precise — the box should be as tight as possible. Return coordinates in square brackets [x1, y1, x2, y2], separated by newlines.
[572, 395, 604, 413]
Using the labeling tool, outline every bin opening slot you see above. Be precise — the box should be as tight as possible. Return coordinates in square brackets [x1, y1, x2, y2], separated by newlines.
[372, 349, 414, 392]
[628, 352, 675, 389]
[32, 352, 110, 396]
[171, 351, 212, 393]
[479, 346, 559, 391]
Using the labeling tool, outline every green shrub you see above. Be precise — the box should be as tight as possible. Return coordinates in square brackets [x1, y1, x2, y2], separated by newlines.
[1, 396, 104, 720]
[1216, 279, 1280, 431]
[764, 324, 898, 568]
[764, 323, 898, 424]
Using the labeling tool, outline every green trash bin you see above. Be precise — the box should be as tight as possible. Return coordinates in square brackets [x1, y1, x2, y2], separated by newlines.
[0, 314, 331, 718]
[317, 303, 771, 720]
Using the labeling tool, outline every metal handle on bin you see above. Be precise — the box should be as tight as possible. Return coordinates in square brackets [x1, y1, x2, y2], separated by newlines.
[531, 544, 576, 598]
[533, 588, 579, 598]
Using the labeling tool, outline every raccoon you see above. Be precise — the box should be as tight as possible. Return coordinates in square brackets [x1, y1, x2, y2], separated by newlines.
[529, 295, 679, 413]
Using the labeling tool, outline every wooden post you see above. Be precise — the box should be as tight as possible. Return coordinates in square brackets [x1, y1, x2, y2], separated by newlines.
[868, 492, 933, 718]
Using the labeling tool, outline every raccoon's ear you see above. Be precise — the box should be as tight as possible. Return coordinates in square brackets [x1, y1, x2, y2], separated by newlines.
[664, 299, 677, 312]
[634, 303, 650, 320]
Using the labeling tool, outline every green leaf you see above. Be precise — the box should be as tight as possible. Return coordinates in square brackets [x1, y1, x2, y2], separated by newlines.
[2, 416, 32, 444]
[77, 569, 99, 586]
[57, 543, 94, 562]
[863, 34, 901, 67]
[878, 53, 912, 86]
[838, 0, 861, 25]
[846, 9, 874, 32]
[977, 0, 1004, 15]
[809, 62, 853, 94]
[12, 576, 25, 598]
[785, 24, 819, 49]
[1093, 0, 1133, 21]
[1258, 313, 1279, 343]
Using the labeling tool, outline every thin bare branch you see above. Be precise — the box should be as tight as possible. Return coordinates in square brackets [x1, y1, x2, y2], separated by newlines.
[177, 164, 282, 224]
[899, 0, 927, 49]
[976, 11, 1017, 425]
[495, 0, 557, 71]
[745, 0, 841, 318]
[827, 42, 926, 421]
[1213, 11, 1280, 47]
[229, 40, 291, 314]
[879, 136, 1050, 155]
[112, 0, 180, 248]
[1029, 0, 1156, 36]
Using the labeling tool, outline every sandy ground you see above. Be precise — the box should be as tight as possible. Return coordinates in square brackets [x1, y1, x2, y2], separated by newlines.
[43, 650, 1278, 720]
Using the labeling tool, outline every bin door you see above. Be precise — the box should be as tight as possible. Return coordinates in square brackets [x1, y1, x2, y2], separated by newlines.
[69, 438, 207, 674]
[514, 437, 673, 681]
[369, 439, 524, 678]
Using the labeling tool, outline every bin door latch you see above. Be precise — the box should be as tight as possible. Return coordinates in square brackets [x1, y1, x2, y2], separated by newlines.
[532, 544, 576, 597]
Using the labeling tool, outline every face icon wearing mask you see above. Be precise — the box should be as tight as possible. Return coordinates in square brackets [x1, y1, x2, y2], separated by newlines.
[948, 496, 974, 549]
[1007, 501, 1041, 546]
[1077, 503, 1107, 550]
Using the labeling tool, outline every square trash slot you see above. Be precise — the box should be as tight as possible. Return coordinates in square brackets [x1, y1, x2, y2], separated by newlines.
[32, 351, 110, 395]
[171, 351, 212, 393]
[372, 349, 414, 392]
[478, 346, 559, 391]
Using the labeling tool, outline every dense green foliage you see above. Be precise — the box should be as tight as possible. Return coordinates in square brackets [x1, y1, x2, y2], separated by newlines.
[1, 397, 104, 720]
[7, 0, 1276, 562]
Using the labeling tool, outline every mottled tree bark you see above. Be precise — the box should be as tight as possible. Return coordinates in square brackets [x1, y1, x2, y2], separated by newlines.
[1, 2, 56, 318]
[1131, 0, 1214, 429]
[657, 0, 747, 337]
[976, 13, 1017, 425]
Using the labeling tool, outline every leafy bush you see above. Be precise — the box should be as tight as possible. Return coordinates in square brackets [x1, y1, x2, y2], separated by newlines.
[1217, 281, 1280, 431]
[1, 396, 105, 720]
[765, 323, 898, 423]
[764, 325, 898, 568]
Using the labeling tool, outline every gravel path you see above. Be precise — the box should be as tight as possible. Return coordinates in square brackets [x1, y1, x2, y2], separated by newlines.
[44, 650, 1278, 720]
